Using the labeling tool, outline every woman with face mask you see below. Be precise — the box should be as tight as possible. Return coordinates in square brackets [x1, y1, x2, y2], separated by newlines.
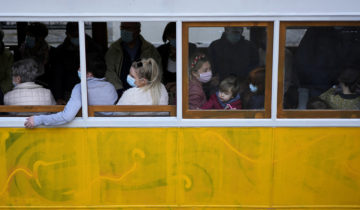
[114, 58, 168, 116]
[188, 53, 213, 109]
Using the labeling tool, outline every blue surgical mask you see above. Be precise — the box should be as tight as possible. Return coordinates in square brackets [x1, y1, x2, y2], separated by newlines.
[226, 33, 241, 44]
[12, 80, 18, 87]
[169, 39, 176, 48]
[249, 83, 258, 93]
[127, 74, 136, 87]
[70, 37, 79, 46]
[78, 71, 81, 80]
[25, 36, 36, 48]
[121, 30, 134, 43]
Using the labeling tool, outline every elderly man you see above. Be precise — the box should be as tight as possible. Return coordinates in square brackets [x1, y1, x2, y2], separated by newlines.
[105, 22, 161, 96]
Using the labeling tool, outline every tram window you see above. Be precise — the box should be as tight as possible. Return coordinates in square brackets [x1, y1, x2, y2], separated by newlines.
[0, 21, 80, 116]
[278, 22, 360, 118]
[182, 22, 273, 118]
[87, 21, 176, 117]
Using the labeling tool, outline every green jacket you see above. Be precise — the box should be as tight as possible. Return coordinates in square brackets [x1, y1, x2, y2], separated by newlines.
[0, 49, 13, 94]
[105, 35, 161, 90]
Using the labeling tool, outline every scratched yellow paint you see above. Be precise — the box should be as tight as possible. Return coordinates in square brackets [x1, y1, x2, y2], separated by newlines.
[0, 127, 359, 209]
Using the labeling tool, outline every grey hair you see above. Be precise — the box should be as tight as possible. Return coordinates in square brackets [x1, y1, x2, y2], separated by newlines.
[12, 58, 40, 82]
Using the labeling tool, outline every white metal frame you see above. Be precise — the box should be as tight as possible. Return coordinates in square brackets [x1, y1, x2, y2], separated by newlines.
[1, 15, 360, 128]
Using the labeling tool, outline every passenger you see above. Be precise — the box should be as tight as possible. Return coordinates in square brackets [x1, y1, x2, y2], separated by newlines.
[157, 22, 197, 105]
[188, 53, 212, 109]
[4, 59, 55, 107]
[307, 97, 329, 109]
[105, 22, 161, 97]
[200, 75, 242, 110]
[24, 55, 118, 128]
[208, 26, 259, 81]
[242, 67, 265, 109]
[15, 22, 55, 88]
[115, 58, 168, 116]
[319, 68, 360, 110]
[52, 22, 103, 105]
[0, 29, 13, 104]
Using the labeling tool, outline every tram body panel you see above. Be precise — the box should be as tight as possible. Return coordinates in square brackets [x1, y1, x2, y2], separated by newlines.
[0, 127, 359, 208]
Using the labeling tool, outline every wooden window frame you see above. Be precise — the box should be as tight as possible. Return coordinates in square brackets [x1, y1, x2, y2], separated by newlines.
[88, 105, 176, 117]
[182, 22, 273, 119]
[277, 21, 360, 118]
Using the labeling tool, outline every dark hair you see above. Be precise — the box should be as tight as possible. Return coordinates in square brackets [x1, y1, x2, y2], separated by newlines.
[0, 30, 4, 53]
[338, 68, 360, 93]
[26, 22, 48, 39]
[219, 75, 240, 97]
[307, 97, 329, 109]
[86, 54, 106, 78]
[248, 67, 266, 95]
[162, 22, 176, 43]
[66, 22, 79, 37]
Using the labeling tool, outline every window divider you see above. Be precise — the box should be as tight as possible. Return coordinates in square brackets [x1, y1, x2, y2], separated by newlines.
[79, 20, 89, 120]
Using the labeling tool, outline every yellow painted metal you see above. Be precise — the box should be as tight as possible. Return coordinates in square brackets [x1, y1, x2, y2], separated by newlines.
[0, 127, 359, 209]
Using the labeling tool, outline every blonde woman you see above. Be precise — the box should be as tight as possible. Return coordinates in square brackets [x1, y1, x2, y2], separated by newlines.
[116, 58, 168, 115]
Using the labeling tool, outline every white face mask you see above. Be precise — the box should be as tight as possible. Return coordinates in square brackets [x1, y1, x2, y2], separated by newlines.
[198, 71, 212, 83]
[12, 80, 18, 87]
[249, 83, 258, 93]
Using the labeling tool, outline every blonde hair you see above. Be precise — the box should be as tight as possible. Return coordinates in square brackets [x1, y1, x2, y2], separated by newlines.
[132, 58, 162, 105]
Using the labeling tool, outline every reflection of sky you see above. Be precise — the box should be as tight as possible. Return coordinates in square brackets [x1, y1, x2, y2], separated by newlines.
[286, 29, 307, 47]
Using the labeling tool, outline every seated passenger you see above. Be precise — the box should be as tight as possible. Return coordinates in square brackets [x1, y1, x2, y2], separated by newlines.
[242, 67, 265, 109]
[24, 55, 118, 128]
[200, 75, 242, 110]
[4, 58, 55, 106]
[188, 53, 212, 109]
[115, 58, 168, 116]
[0, 29, 13, 104]
[319, 68, 360, 110]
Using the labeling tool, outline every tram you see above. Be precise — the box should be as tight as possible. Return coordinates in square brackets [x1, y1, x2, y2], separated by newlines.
[0, 0, 360, 209]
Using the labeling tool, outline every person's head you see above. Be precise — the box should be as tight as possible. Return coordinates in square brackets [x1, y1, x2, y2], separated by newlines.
[66, 22, 79, 46]
[12, 58, 40, 85]
[162, 22, 176, 47]
[307, 97, 329, 109]
[189, 53, 212, 83]
[224, 26, 244, 44]
[127, 58, 163, 104]
[120, 22, 141, 44]
[248, 67, 265, 95]
[338, 68, 360, 94]
[218, 75, 240, 103]
[25, 22, 48, 48]
[85, 54, 106, 79]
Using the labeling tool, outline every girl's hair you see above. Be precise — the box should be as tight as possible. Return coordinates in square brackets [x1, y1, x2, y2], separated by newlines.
[132, 58, 163, 105]
[12, 58, 41, 82]
[189, 52, 210, 79]
[162, 22, 176, 43]
[219, 75, 240, 97]
[338, 68, 360, 93]
[248, 67, 266, 94]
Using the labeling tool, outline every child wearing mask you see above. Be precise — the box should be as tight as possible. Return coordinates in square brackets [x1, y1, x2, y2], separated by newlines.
[200, 75, 242, 109]
[242, 67, 266, 109]
[188, 53, 212, 109]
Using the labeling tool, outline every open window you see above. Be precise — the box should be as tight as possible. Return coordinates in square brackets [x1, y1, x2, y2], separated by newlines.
[278, 22, 360, 118]
[182, 22, 273, 118]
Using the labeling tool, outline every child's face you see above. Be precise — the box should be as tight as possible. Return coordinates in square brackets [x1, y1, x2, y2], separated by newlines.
[218, 90, 233, 102]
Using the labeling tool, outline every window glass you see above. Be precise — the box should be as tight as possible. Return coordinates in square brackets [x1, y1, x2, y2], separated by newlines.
[0, 21, 76, 116]
[87, 21, 175, 117]
[282, 26, 360, 111]
[183, 23, 273, 118]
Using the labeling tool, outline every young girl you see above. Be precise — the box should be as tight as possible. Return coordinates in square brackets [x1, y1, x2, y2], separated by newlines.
[200, 75, 241, 109]
[319, 68, 360, 110]
[115, 58, 168, 115]
[188, 53, 212, 109]
[242, 67, 266, 109]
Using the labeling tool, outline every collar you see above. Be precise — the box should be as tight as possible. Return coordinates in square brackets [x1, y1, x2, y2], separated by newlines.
[216, 91, 241, 108]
